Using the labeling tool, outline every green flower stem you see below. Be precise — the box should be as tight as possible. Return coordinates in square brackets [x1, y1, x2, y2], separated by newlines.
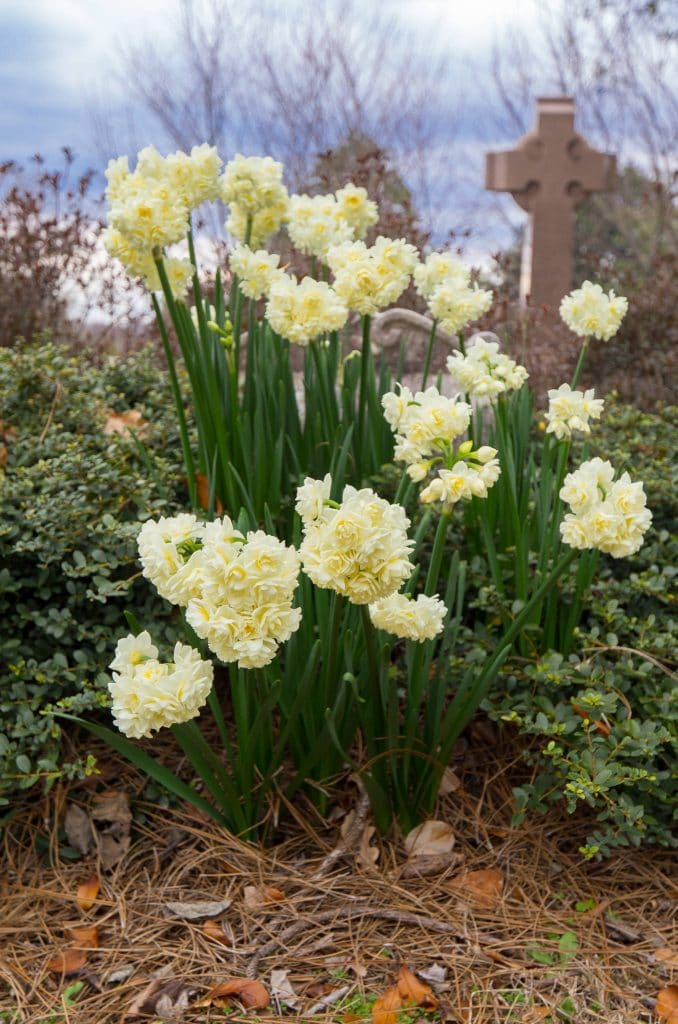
[172, 719, 248, 834]
[232, 216, 253, 371]
[424, 509, 451, 597]
[186, 224, 206, 332]
[318, 592, 345, 781]
[357, 314, 372, 479]
[360, 604, 382, 740]
[421, 318, 439, 390]
[496, 395, 527, 600]
[570, 338, 589, 389]
[562, 549, 599, 655]
[538, 439, 570, 577]
[151, 273, 197, 510]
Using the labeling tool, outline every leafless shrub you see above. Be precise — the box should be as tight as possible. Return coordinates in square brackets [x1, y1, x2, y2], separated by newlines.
[0, 149, 153, 351]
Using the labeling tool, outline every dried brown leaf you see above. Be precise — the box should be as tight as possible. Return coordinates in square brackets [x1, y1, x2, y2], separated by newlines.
[76, 873, 100, 911]
[270, 968, 299, 1008]
[656, 949, 678, 969]
[400, 852, 464, 879]
[198, 978, 270, 1010]
[194, 472, 224, 513]
[243, 885, 285, 909]
[520, 1008, 552, 1023]
[103, 408, 148, 437]
[127, 973, 198, 1018]
[91, 790, 132, 826]
[68, 925, 99, 949]
[371, 984, 403, 1024]
[455, 868, 504, 907]
[202, 920, 232, 945]
[91, 790, 131, 869]
[64, 804, 93, 856]
[404, 820, 455, 859]
[438, 767, 461, 795]
[357, 824, 380, 871]
[163, 898, 232, 920]
[657, 986, 678, 1024]
[396, 965, 438, 1009]
[46, 949, 87, 975]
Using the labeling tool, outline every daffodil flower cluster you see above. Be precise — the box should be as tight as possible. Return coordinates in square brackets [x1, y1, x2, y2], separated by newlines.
[265, 274, 349, 346]
[108, 632, 214, 738]
[415, 251, 493, 334]
[382, 384, 471, 478]
[287, 194, 353, 259]
[560, 458, 652, 558]
[419, 443, 502, 508]
[447, 336, 529, 399]
[286, 185, 379, 260]
[327, 236, 419, 315]
[137, 514, 301, 669]
[382, 383, 500, 508]
[296, 475, 414, 604]
[545, 383, 604, 440]
[335, 184, 379, 239]
[559, 281, 628, 341]
[221, 154, 289, 247]
[368, 592, 446, 642]
[103, 143, 222, 298]
[229, 244, 281, 299]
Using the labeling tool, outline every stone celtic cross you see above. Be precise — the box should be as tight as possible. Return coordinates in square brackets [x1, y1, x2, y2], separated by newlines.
[485, 97, 616, 311]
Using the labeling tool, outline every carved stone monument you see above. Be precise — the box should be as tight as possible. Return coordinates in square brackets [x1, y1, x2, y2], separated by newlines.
[485, 97, 616, 311]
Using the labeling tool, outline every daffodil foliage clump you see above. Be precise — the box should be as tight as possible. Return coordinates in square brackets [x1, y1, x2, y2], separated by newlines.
[66, 145, 666, 847]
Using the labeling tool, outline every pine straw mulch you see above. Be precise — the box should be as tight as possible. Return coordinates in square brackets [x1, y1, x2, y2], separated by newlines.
[1, 731, 676, 1024]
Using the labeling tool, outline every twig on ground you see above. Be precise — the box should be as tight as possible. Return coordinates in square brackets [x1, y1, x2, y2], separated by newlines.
[246, 904, 495, 978]
[306, 984, 352, 1015]
[311, 786, 371, 880]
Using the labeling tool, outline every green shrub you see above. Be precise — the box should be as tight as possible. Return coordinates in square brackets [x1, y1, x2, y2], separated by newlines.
[480, 398, 677, 856]
[0, 340, 187, 806]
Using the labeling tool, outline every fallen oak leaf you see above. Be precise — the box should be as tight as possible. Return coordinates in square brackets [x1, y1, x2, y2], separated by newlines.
[163, 898, 232, 920]
[103, 408, 148, 438]
[243, 885, 285, 910]
[357, 824, 380, 871]
[202, 919, 233, 946]
[91, 790, 132, 870]
[404, 820, 455, 859]
[400, 852, 464, 879]
[371, 983, 403, 1024]
[396, 965, 438, 1009]
[46, 949, 88, 975]
[126, 972, 198, 1018]
[417, 964, 447, 987]
[657, 985, 678, 1024]
[198, 978, 270, 1010]
[454, 868, 504, 908]
[195, 471, 224, 514]
[656, 949, 678, 969]
[76, 874, 100, 911]
[270, 968, 299, 1009]
[438, 767, 461, 795]
[520, 1008, 552, 1023]
[68, 926, 99, 950]
[64, 804, 93, 856]
[372, 965, 438, 1024]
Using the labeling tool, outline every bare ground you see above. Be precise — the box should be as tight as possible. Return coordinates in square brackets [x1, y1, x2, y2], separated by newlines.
[1, 731, 676, 1024]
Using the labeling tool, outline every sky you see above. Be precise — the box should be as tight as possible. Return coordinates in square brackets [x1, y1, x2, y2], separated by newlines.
[1, 0, 552, 255]
[0, 0, 543, 160]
